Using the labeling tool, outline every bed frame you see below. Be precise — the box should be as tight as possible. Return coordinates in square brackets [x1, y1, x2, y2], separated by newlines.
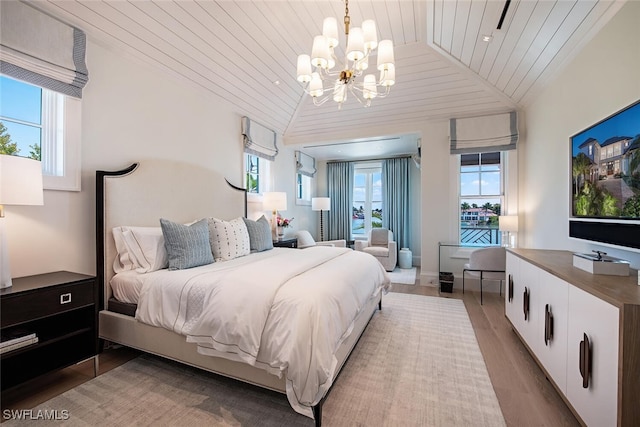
[95, 160, 381, 426]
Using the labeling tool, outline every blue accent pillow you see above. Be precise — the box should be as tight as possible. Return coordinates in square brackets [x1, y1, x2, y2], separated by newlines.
[242, 216, 273, 252]
[159, 218, 214, 270]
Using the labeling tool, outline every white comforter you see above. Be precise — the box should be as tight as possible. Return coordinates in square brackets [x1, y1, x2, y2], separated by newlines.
[132, 246, 389, 417]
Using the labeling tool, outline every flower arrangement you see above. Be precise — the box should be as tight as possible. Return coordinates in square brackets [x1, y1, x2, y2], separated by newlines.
[276, 216, 294, 228]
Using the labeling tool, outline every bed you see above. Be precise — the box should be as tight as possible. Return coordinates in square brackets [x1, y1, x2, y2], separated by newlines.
[96, 160, 389, 426]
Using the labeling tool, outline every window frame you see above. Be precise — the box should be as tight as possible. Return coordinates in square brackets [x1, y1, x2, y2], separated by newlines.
[0, 75, 81, 191]
[244, 152, 271, 199]
[458, 151, 504, 247]
[295, 172, 312, 206]
[352, 161, 383, 240]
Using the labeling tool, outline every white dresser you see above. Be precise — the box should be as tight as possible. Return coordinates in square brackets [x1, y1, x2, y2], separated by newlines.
[505, 249, 640, 426]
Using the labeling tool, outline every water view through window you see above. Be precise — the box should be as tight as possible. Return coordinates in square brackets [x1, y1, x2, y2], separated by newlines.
[353, 164, 382, 236]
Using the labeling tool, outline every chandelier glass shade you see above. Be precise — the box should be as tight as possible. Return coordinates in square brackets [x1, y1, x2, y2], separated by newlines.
[296, 0, 395, 108]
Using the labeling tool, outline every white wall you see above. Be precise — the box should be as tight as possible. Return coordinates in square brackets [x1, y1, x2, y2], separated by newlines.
[520, 0, 640, 269]
[5, 39, 300, 278]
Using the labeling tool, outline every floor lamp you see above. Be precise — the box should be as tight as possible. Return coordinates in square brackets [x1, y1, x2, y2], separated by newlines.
[312, 197, 330, 241]
[263, 192, 287, 241]
[0, 155, 44, 288]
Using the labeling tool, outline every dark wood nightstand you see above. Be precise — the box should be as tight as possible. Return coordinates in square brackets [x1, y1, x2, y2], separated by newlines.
[273, 238, 298, 248]
[0, 271, 98, 392]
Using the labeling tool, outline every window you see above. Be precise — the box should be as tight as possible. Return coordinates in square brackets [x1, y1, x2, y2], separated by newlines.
[352, 162, 383, 238]
[244, 153, 271, 194]
[296, 173, 312, 205]
[459, 152, 503, 246]
[0, 75, 81, 191]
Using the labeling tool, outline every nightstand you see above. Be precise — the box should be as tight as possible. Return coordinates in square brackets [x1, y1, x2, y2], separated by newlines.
[0, 271, 98, 391]
[273, 238, 298, 248]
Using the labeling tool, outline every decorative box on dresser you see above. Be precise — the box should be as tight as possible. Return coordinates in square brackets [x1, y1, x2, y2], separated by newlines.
[505, 249, 640, 427]
[0, 271, 98, 392]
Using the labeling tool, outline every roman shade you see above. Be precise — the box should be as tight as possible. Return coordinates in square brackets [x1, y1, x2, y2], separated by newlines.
[295, 151, 316, 177]
[242, 116, 278, 161]
[0, 1, 89, 98]
[450, 112, 518, 154]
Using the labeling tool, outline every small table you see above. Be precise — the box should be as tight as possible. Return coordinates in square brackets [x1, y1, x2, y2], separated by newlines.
[273, 238, 297, 248]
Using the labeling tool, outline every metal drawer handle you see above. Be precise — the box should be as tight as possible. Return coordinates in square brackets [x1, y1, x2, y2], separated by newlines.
[60, 293, 72, 304]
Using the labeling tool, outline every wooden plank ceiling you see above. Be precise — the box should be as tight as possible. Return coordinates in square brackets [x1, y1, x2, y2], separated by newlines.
[30, 0, 624, 157]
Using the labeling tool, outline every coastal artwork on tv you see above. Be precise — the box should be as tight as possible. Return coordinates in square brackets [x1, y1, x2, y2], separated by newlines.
[571, 99, 640, 220]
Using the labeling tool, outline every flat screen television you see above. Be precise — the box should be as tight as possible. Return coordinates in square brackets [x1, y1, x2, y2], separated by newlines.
[570, 99, 640, 251]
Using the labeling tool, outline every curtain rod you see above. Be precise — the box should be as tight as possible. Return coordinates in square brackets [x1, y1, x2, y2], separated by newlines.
[326, 154, 412, 164]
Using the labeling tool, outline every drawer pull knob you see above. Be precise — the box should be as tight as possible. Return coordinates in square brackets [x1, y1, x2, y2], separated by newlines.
[508, 274, 514, 302]
[60, 293, 72, 304]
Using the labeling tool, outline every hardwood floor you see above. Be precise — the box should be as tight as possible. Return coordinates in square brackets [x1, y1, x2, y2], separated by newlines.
[2, 278, 579, 426]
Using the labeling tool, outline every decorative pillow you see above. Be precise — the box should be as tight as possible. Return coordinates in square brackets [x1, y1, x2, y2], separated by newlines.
[208, 217, 251, 261]
[159, 218, 214, 270]
[242, 216, 273, 252]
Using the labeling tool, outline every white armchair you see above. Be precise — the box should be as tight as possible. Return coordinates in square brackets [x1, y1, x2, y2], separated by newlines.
[355, 229, 397, 271]
[295, 230, 346, 249]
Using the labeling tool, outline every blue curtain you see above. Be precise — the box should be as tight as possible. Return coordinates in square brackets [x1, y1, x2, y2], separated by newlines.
[327, 161, 353, 240]
[383, 157, 411, 251]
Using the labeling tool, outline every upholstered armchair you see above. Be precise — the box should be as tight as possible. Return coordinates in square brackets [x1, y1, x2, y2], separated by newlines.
[355, 229, 397, 271]
[295, 230, 346, 249]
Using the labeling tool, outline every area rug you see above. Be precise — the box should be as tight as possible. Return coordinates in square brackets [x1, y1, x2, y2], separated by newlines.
[12, 293, 504, 426]
[387, 266, 417, 284]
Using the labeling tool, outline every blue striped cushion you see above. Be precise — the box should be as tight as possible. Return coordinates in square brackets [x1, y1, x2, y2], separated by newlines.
[159, 218, 214, 270]
[242, 216, 273, 252]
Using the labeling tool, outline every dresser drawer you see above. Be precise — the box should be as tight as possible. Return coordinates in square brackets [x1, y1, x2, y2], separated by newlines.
[1, 280, 95, 326]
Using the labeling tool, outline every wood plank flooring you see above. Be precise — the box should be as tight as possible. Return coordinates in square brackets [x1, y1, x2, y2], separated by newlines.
[2, 278, 579, 426]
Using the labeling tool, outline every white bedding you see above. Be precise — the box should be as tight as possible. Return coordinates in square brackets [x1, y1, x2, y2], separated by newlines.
[124, 246, 388, 418]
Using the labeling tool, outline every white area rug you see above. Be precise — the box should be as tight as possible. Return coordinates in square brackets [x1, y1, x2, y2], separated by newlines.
[13, 293, 504, 426]
[387, 266, 417, 284]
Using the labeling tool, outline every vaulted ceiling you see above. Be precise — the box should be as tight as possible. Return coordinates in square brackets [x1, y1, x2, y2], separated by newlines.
[30, 0, 624, 159]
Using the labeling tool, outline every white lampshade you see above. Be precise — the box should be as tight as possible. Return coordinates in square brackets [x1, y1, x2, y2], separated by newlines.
[311, 35, 330, 69]
[0, 154, 44, 289]
[296, 54, 312, 83]
[0, 155, 44, 206]
[499, 215, 519, 232]
[309, 72, 323, 97]
[322, 17, 339, 48]
[363, 74, 377, 99]
[377, 40, 395, 70]
[380, 63, 395, 87]
[346, 27, 364, 62]
[263, 192, 287, 211]
[312, 197, 331, 211]
[362, 20, 378, 51]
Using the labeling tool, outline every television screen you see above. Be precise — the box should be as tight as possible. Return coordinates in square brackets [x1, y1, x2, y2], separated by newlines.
[570, 99, 640, 250]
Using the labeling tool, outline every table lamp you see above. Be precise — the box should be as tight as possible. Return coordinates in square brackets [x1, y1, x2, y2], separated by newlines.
[263, 192, 287, 240]
[312, 197, 330, 241]
[0, 155, 44, 288]
[499, 215, 518, 248]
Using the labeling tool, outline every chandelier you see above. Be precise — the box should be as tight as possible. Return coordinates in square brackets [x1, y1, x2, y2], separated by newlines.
[296, 0, 395, 108]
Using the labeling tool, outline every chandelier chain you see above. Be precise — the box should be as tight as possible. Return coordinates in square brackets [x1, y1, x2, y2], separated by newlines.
[344, 0, 350, 35]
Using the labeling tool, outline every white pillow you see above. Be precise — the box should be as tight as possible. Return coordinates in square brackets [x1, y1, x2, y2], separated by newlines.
[208, 217, 251, 261]
[112, 226, 168, 273]
[112, 227, 137, 273]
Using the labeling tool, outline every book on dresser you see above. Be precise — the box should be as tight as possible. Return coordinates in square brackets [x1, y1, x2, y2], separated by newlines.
[0, 330, 39, 354]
